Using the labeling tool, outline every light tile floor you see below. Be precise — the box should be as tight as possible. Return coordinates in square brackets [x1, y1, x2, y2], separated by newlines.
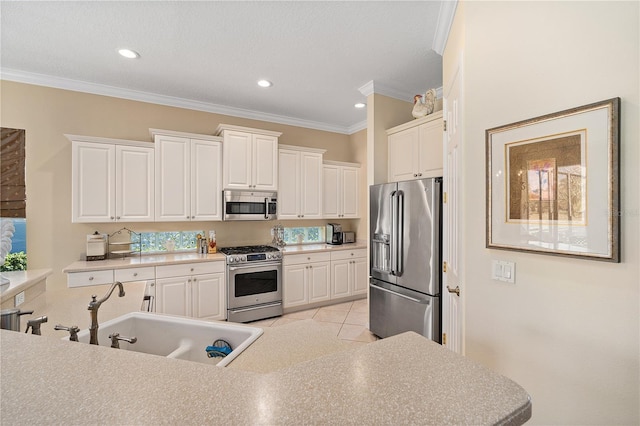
[249, 299, 378, 345]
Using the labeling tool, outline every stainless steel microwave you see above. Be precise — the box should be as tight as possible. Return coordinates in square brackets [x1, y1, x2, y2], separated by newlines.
[222, 190, 277, 221]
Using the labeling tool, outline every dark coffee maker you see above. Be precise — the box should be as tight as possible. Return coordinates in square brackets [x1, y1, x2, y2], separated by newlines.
[326, 223, 343, 245]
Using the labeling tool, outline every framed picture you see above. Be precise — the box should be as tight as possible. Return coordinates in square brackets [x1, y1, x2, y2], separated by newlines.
[486, 98, 620, 262]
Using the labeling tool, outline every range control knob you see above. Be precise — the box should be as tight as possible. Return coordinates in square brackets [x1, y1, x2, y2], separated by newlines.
[241, 255, 246, 262]
[267, 253, 273, 259]
[228, 257, 235, 263]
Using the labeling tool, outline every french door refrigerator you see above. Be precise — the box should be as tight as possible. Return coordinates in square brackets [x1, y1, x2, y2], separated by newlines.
[369, 177, 442, 342]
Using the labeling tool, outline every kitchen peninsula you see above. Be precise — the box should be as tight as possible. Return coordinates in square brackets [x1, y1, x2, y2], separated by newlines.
[1, 327, 531, 425]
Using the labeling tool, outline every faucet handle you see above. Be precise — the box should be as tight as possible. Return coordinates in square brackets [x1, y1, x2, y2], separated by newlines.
[54, 324, 80, 342]
[108, 332, 137, 349]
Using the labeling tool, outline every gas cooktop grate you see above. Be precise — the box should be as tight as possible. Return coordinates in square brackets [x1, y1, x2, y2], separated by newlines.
[218, 245, 280, 255]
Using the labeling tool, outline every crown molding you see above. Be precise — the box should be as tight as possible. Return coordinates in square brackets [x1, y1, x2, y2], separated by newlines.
[358, 80, 413, 101]
[0, 68, 358, 135]
[432, 0, 458, 55]
[347, 120, 367, 134]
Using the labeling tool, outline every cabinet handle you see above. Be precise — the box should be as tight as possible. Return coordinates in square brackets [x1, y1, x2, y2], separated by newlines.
[133, 273, 138, 277]
[191, 216, 195, 219]
[116, 216, 121, 220]
[110, 216, 115, 220]
[190, 268, 194, 272]
[88, 276, 94, 281]
[150, 282, 155, 287]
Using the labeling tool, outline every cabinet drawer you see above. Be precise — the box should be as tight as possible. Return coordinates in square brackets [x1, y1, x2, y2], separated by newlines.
[114, 267, 155, 282]
[156, 261, 225, 278]
[284, 251, 331, 266]
[67, 270, 114, 288]
[330, 248, 367, 261]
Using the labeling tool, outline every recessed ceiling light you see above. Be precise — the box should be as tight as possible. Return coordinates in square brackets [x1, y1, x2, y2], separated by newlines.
[354, 103, 366, 109]
[257, 80, 272, 88]
[118, 48, 140, 59]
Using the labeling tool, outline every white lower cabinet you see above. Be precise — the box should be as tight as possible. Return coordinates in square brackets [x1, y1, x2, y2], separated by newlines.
[155, 262, 225, 320]
[330, 249, 368, 298]
[283, 252, 331, 308]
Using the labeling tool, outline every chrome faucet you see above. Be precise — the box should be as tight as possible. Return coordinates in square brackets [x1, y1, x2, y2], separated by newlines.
[87, 282, 125, 345]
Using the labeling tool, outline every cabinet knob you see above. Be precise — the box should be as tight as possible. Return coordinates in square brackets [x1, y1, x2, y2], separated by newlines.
[110, 216, 115, 220]
[150, 282, 155, 287]
[191, 216, 195, 219]
[190, 268, 194, 272]
[116, 216, 121, 220]
[88, 276, 94, 281]
[133, 272, 138, 277]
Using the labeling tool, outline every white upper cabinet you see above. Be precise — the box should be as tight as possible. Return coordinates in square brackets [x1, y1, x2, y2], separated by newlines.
[323, 161, 360, 219]
[387, 111, 444, 182]
[151, 129, 222, 222]
[69, 136, 154, 223]
[278, 145, 325, 220]
[215, 124, 281, 191]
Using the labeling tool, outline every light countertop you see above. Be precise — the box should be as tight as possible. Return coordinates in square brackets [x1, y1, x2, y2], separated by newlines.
[62, 253, 226, 273]
[280, 241, 367, 254]
[0, 268, 52, 304]
[63, 244, 367, 273]
[1, 325, 531, 425]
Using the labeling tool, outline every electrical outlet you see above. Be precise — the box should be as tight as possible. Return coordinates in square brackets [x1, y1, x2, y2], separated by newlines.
[15, 291, 25, 306]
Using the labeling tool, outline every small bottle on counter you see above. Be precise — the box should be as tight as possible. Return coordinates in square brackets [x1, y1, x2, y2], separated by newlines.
[208, 230, 217, 254]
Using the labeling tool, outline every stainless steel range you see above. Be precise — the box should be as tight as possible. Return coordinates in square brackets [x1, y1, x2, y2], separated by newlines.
[219, 245, 283, 323]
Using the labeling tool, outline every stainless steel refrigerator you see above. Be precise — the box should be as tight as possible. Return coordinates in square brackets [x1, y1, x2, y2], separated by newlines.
[369, 177, 442, 342]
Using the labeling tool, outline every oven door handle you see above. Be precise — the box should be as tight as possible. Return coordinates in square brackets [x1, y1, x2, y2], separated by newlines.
[228, 261, 282, 271]
[229, 301, 282, 314]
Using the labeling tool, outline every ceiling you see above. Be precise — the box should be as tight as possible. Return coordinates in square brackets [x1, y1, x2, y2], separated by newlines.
[1, 1, 451, 134]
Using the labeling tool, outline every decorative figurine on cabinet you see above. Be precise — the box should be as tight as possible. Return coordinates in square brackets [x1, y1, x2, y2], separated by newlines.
[412, 88, 437, 119]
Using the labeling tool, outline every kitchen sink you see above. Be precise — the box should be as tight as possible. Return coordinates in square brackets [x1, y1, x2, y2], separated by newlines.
[67, 312, 263, 367]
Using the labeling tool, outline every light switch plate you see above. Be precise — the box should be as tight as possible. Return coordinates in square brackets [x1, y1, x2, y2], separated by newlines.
[15, 291, 25, 306]
[492, 260, 515, 283]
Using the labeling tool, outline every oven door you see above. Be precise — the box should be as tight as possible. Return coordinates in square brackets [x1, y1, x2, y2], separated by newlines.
[227, 262, 282, 309]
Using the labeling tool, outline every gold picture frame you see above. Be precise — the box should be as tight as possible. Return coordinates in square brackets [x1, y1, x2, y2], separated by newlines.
[486, 98, 620, 262]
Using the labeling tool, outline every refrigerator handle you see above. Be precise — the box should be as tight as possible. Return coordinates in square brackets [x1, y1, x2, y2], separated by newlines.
[390, 190, 397, 275]
[432, 179, 442, 289]
[396, 189, 404, 276]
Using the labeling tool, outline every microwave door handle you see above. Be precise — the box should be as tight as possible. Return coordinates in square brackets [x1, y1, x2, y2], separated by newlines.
[264, 198, 269, 219]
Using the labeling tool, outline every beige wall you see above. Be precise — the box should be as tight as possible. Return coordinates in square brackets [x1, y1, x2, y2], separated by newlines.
[0, 81, 363, 299]
[445, 1, 639, 424]
[366, 94, 413, 185]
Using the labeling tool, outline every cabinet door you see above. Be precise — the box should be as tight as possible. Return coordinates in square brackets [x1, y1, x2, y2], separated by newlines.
[322, 165, 340, 218]
[283, 264, 308, 308]
[156, 276, 190, 316]
[331, 259, 351, 299]
[417, 119, 444, 178]
[277, 149, 301, 219]
[252, 134, 278, 191]
[308, 261, 331, 303]
[300, 152, 323, 219]
[72, 141, 115, 222]
[155, 135, 190, 221]
[191, 139, 222, 221]
[116, 145, 154, 222]
[191, 273, 225, 320]
[222, 130, 252, 189]
[341, 167, 359, 218]
[352, 257, 368, 295]
[388, 126, 420, 182]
